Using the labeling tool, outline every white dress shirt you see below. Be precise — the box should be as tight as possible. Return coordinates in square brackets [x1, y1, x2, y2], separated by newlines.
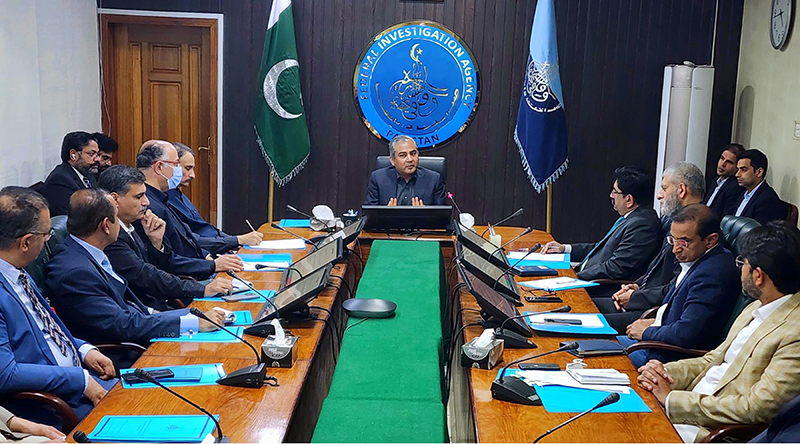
[705, 176, 728, 207]
[734, 180, 765, 217]
[0, 258, 94, 391]
[667, 294, 792, 442]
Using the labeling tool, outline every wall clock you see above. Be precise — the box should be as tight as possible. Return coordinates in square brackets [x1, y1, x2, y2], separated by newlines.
[771, 0, 793, 49]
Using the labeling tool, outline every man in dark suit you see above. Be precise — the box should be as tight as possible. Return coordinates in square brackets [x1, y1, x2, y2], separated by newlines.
[92, 132, 119, 177]
[136, 140, 243, 278]
[595, 162, 705, 333]
[732, 149, 787, 225]
[45, 189, 225, 346]
[167, 142, 262, 252]
[40, 132, 100, 216]
[751, 394, 800, 443]
[621, 204, 740, 368]
[364, 135, 446, 206]
[542, 166, 662, 281]
[0, 187, 115, 427]
[98, 165, 233, 311]
[704, 143, 745, 219]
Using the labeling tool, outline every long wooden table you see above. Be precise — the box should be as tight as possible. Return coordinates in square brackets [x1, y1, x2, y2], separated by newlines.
[69, 225, 680, 442]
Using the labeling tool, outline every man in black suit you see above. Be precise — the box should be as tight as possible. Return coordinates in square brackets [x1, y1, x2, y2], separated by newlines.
[45, 189, 225, 346]
[92, 133, 119, 177]
[733, 149, 787, 225]
[752, 394, 800, 443]
[40, 132, 100, 216]
[98, 165, 233, 311]
[364, 135, 446, 206]
[704, 143, 745, 219]
[595, 162, 705, 333]
[136, 140, 243, 278]
[542, 166, 662, 281]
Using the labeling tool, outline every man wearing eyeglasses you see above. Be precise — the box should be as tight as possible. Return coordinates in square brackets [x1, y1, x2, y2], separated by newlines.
[40, 131, 101, 216]
[620, 204, 740, 368]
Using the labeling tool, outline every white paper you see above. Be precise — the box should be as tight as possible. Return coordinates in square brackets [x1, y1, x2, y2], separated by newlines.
[243, 261, 290, 272]
[231, 279, 251, 291]
[566, 368, 631, 386]
[517, 370, 631, 394]
[246, 239, 307, 250]
[507, 251, 566, 262]
[527, 313, 605, 328]
[519, 276, 593, 290]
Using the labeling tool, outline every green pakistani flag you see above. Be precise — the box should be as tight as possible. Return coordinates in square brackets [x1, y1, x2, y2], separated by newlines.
[254, 0, 310, 186]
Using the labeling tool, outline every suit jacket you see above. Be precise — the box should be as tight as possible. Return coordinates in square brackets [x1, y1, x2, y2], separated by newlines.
[40, 162, 95, 217]
[665, 293, 800, 442]
[45, 236, 184, 346]
[0, 272, 87, 407]
[136, 184, 215, 279]
[751, 393, 800, 443]
[733, 181, 787, 226]
[704, 176, 744, 220]
[364, 166, 446, 206]
[571, 206, 662, 281]
[626, 241, 680, 312]
[641, 244, 740, 362]
[105, 228, 205, 311]
[166, 189, 239, 253]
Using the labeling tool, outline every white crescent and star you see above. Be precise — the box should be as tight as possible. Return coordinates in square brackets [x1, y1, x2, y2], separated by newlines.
[410, 43, 422, 62]
[263, 59, 302, 119]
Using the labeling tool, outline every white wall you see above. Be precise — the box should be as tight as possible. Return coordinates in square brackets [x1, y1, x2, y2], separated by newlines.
[0, 0, 101, 188]
[734, 0, 800, 211]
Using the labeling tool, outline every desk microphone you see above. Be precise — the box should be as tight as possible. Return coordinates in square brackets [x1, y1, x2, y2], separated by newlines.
[493, 306, 571, 349]
[447, 192, 463, 216]
[491, 341, 579, 405]
[286, 205, 334, 231]
[532, 392, 621, 443]
[489, 243, 541, 292]
[133, 368, 230, 443]
[73, 431, 92, 443]
[490, 227, 533, 256]
[254, 263, 305, 278]
[189, 308, 268, 388]
[226, 270, 283, 337]
[481, 208, 524, 238]
[270, 222, 319, 251]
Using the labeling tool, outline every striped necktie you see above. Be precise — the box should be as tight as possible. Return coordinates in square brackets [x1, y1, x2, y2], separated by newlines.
[580, 216, 624, 271]
[18, 272, 81, 366]
[82, 177, 92, 188]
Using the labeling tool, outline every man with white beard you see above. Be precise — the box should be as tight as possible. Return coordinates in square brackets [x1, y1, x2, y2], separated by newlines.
[594, 162, 706, 334]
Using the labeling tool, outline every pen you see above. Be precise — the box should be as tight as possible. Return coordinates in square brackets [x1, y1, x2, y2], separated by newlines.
[543, 318, 582, 325]
[245, 219, 257, 233]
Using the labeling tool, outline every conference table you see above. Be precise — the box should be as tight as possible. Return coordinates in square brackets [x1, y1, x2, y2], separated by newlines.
[68, 225, 681, 443]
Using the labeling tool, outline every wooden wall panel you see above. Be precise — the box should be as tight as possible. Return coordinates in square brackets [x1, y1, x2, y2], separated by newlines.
[99, 0, 745, 242]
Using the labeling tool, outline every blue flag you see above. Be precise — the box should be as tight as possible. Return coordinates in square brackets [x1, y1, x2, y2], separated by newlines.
[514, 0, 568, 193]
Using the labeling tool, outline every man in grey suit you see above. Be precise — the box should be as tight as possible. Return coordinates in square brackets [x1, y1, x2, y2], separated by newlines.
[543, 166, 662, 282]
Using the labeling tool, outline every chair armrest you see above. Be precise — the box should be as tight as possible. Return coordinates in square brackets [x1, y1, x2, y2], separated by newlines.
[640, 306, 660, 319]
[624, 341, 708, 357]
[700, 424, 767, 443]
[13, 391, 80, 432]
[591, 279, 634, 286]
[95, 342, 147, 354]
[168, 299, 187, 309]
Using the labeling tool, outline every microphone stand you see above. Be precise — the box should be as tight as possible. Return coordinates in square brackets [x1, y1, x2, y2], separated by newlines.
[133, 369, 230, 443]
[532, 392, 621, 443]
[490, 245, 540, 292]
[492, 305, 571, 349]
[491, 342, 579, 405]
[226, 270, 285, 337]
[270, 222, 319, 251]
[490, 227, 533, 257]
[189, 308, 272, 388]
[481, 208, 524, 238]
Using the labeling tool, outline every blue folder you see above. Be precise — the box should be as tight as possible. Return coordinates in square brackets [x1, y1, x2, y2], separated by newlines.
[237, 253, 293, 263]
[151, 327, 244, 343]
[524, 312, 618, 335]
[88, 414, 219, 442]
[228, 310, 252, 326]
[120, 364, 225, 389]
[199, 290, 276, 303]
[279, 219, 311, 228]
[508, 253, 572, 269]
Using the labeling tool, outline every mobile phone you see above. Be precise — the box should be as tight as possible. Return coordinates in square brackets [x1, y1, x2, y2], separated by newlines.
[519, 363, 560, 371]
[525, 296, 563, 303]
[544, 318, 582, 325]
[122, 369, 175, 384]
[222, 292, 261, 302]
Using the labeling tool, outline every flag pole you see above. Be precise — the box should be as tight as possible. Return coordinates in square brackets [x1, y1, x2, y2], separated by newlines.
[546, 185, 553, 233]
[268, 176, 275, 223]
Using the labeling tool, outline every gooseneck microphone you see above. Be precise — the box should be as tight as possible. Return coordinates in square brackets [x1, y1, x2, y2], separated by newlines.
[481, 208, 524, 237]
[491, 342, 579, 405]
[490, 227, 533, 256]
[493, 306, 571, 349]
[73, 431, 92, 443]
[489, 243, 541, 291]
[270, 222, 319, 251]
[532, 392, 621, 443]
[285, 205, 334, 230]
[226, 270, 285, 337]
[226, 270, 281, 316]
[133, 368, 230, 443]
[447, 192, 463, 215]
[254, 263, 305, 278]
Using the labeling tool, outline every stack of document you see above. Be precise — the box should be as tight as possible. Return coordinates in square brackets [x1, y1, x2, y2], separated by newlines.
[516, 369, 630, 394]
[566, 368, 630, 386]
[519, 276, 598, 291]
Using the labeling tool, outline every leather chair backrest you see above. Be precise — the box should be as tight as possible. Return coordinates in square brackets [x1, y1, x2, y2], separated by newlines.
[23, 215, 69, 300]
[720, 215, 761, 257]
[376, 156, 446, 179]
[786, 201, 799, 226]
[725, 291, 757, 335]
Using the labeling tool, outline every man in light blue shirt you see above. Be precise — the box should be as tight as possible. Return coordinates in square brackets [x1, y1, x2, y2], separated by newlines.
[731, 149, 786, 225]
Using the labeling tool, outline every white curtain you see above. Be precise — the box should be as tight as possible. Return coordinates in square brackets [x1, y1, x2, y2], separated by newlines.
[0, 0, 101, 188]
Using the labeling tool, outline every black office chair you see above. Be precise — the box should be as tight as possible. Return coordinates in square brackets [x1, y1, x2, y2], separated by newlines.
[375, 155, 446, 179]
[24, 215, 69, 298]
[720, 215, 761, 257]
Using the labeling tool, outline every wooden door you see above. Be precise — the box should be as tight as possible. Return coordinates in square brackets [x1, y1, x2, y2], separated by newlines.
[101, 15, 218, 223]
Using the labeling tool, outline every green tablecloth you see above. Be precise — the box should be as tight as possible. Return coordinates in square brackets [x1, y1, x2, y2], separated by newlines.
[312, 240, 446, 443]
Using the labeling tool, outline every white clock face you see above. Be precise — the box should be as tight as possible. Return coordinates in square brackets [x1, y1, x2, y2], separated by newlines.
[771, 0, 793, 49]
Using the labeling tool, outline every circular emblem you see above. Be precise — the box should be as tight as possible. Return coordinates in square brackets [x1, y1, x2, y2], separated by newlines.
[353, 21, 480, 149]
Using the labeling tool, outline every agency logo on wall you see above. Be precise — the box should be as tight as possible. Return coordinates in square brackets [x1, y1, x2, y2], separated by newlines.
[353, 21, 480, 149]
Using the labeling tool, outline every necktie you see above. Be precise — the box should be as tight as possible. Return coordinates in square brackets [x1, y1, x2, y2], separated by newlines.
[18, 272, 81, 366]
[580, 216, 624, 271]
[82, 177, 92, 188]
[640, 242, 669, 287]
